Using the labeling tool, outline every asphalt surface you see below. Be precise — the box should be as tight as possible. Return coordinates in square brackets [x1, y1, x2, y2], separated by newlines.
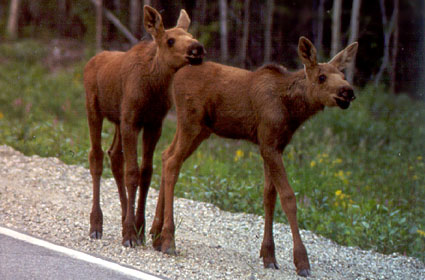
[0, 227, 165, 280]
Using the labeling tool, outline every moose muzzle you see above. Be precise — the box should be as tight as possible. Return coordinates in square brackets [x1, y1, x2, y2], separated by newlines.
[186, 42, 206, 65]
[336, 86, 355, 109]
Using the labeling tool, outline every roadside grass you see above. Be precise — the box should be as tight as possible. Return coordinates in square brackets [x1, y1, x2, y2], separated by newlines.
[0, 40, 424, 261]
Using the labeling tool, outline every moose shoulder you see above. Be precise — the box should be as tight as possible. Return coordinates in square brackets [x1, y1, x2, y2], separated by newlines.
[150, 37, 357, 277]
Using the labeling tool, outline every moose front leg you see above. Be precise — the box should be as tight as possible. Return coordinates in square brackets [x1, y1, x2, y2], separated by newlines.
[121, 123, 141, 247]
[260, 145, 311, 277]
[135, 125, 162, 244]
[150, 129, 179, 249]
[260, 163, 279, 269]
[154, 126, 209, 254]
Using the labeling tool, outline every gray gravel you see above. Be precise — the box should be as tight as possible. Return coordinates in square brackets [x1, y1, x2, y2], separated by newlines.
[0, 145, 424, 279]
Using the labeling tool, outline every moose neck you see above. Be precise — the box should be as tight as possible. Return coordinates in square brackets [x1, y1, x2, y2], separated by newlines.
[147, 42, 175, 88]
[282, 70, 325, 132]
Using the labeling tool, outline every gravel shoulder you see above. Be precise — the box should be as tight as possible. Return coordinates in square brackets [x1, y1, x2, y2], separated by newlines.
[0, 145, 424, 279]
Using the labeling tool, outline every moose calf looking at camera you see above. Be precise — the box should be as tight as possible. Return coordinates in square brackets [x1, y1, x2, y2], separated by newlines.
[150, 37, 358, 277]
[83, 5, 205, 248]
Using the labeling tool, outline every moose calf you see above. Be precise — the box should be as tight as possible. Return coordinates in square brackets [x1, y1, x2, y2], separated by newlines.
[83, 5, 205, 247]
[150, 37, 358, 276]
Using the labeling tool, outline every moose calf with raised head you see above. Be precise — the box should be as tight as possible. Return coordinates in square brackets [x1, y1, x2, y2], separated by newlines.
[150, 37, 358, 276]
[83, 5, 205, 247]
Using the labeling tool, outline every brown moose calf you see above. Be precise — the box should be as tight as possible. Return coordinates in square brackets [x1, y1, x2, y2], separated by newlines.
[83, 6, 205, 247]
[150, 37, 358, 277]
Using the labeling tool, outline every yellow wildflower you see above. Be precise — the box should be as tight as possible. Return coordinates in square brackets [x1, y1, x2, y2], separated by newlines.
[310, 160, 316, 167]
[335, 170, 344, 178]
[234, 149, 244, 162]
[333, 158, 343, 164]
[288, 150, 294, 161]
[0, 112, 3, 119]
[335, 190, 342, 197]
[417, 156, 423, 161]
[322, 153, 329, 158]
[417, 229, 425, 237]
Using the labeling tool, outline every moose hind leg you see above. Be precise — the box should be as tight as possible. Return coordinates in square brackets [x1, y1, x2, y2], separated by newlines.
[108, 125, 127, 232]
[88, 113, 104, 239]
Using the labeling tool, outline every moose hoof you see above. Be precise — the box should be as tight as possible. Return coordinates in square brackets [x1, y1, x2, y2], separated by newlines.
[264, 262, 279, 269]
[161, 240, 177, 255]
[297, 269, 311, 277]
[151, 234, 162, 251]
[162, 246, 177, 256]
[89, 230, 102, 239]
[122, 237, 141, 248]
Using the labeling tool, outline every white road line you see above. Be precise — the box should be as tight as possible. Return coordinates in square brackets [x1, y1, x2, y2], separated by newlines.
[0, 226, 164, 280]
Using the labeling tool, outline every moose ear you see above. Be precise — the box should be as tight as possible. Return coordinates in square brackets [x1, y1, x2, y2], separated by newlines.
[329, 42, 358, 71]
[143, 5, 164, 39]
[176, 9, 191, 31]
[298, 36, 317, 68]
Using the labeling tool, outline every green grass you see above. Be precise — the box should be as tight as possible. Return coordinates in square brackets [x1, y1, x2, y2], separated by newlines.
[0, 40, 424, 261]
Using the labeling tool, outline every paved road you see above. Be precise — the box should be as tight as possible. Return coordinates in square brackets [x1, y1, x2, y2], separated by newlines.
[0, 227, 165, 280]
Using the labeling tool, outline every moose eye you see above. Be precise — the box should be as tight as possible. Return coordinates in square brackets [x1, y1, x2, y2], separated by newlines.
[167, 38, 175, 47]
[318, 74, 326, 83]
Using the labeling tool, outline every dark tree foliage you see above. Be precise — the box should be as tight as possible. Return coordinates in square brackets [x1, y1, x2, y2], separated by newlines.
[1, 0, 424, 97]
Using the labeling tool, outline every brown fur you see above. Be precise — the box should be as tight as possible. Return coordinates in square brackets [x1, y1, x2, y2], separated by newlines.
[150, 37, 358, 277]
[83, 5, 205, 247]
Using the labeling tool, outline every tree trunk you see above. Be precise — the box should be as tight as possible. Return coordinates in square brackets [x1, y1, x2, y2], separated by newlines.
[103, 6, 138, 44]
[200, 0, 207, 25]
[240, 0, 250, 67]
[57, 0, 67, 36]
[96, 0, 103, 52]
[374, 0, 398, 86]
[390, 0, 399, 93]
[422, 0, 425, 98]
[90, 0, 138, 46]
[316, 0, 325, 58]
[264, 0, 275, 63]
[130, 0, 141, 39]
[331, 0, 342, 57]
[7, 0, 21, 40]
[114, 0, 121, 12]
[346, 0, 362, 84]
[219, 0, 229, 62]
[193, 0, 207, 27]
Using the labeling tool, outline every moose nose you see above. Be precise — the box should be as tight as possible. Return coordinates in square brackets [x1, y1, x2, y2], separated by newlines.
[187, 42, 206, 57]
[338, 86, 355, 101]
